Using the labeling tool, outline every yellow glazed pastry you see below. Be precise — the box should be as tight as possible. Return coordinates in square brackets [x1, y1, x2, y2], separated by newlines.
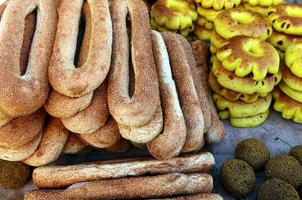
[242, 0, 283, 7]
[210, 44, 218, 54]
[282, 66, 302, 92]
[210, 31, 226, 49]
[196, 16, 214, 30]
[194, 25, 212, 40]
[212, 58, 282, 94]
[279, 81, 302, 104]
[209, 71, 268, 103]
[213, 93, 272, 118]
[197, 6, 223, 22]
[273, 88, 302, 123]
[240, 3, 268, 16]
[268, 4, 302, 35]
[150, 0, 198, 31]
[285, 42, 302, 78]
[228, 111, 269, 128]
[151, 20, 195, 37]
[195, 0, 241, 10]
[217, 36, 280, 80]
[214, 9, 272, 40]
[267, 31, 302, 52]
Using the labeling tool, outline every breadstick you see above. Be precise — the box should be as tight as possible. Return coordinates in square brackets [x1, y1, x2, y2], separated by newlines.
[24, 118, 70, 167]
[0, 109, 46, 148]
[32, 152, 214, 188]
[78, 118, 121, 149]
[26, 173, 213, 200]
[48, 0, 112, 97]
[108, 0, 160, 127]
[152, 193, 223, 200]
[147, 31, 187, 160]
[191, 41, 224, 144]
[178, 35, 212, 133]
[63, 134, 86, 154]
[44, 91, 93, 118]
[162, 32, 205, 152]
[61, 81, 109, 134]
[0, 0, 57, 117]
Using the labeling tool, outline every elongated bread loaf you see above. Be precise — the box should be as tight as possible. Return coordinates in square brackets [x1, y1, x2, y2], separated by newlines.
[33, 152, 214, 188]
[26, 173, 213, 200]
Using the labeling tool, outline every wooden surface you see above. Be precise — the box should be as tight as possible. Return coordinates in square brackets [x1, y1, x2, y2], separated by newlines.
[0, 109, 301, 200]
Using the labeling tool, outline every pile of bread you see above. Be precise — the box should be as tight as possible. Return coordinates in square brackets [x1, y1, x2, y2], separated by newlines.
[24, 153, 223, 200]
[202, 1, 302, 127]
[0, 0, 224, 167]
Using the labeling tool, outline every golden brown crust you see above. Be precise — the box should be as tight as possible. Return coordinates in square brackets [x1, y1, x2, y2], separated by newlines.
[63, 134, 86, 155]
[48, 0, 112, 97]
[61, 81, 109, 134]
[147, 31, 186, 160]
[23, 118, 69, 167]
[105, 137, 132, 153]
[0, 131, 42, 161]
[178, 34, 212, 133]
[191, 41, 224, 144]
[162, 32, 205, 152]
[0, 0, 58, 117]
[0, 109, 46, 148]
[44, 91, 93, 118]
[28, 173, 213, 200]
[32, 153, 214, 188]
[118, 106, 163, 143]
[209, 71, 267, 103]
[78, 118, 121, 149]
[108, 0, 160, 127]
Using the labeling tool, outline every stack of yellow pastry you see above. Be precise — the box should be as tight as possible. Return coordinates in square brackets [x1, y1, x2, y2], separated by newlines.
[194, 0, 241, 41]
[210, 8, 272, 54]
[210, 36, 282, 127]
[267, 4, 302, 59]
[150, 0, 198, 37]
[273, 42, 302, 123]
[239, 0, 284, 16]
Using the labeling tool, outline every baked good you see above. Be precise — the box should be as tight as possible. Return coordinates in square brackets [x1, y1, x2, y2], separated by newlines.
[195, 0, 241, 10]
[214, 9, 272, 40]
[24, 118, 70, 167]
[268, 4, 302, 35]
[26, 173, 213, 200]
[32, 153, 215, 188]
[273, 88, 302, 123]
[216, 36, 279, 81]
[61, 81, 109, 134]
[162, 32, 205, 152]
[48, 0, 112, 97]
[63, 134, 86, 154]
[150, 0, 197, 36]
[0, 0, 57, 117]
[108, 0, 160, 127]
[212, 58, 282, 94]
[285, 42, 302, 78]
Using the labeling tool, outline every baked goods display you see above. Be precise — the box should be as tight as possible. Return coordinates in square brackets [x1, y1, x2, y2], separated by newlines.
[0, 0, 302, 199]
[26, 153, 221, 199]
[210, 36, 281, 127]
